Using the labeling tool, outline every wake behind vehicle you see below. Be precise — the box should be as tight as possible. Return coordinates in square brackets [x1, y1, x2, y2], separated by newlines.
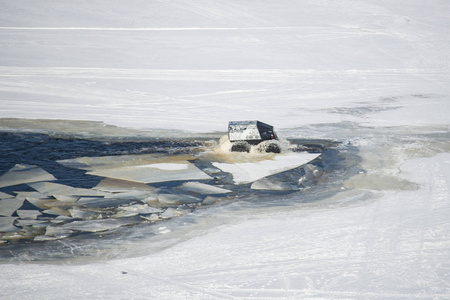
[228, 120, 280, 153]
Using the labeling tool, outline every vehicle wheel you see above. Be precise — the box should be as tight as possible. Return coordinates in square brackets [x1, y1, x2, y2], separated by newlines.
[266, 143, 281, 153]
[256, 140, 281, 153]
[231, 142, 251, 152]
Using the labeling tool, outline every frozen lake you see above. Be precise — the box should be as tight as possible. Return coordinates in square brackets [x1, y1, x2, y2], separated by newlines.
[1, 0, 449, 299]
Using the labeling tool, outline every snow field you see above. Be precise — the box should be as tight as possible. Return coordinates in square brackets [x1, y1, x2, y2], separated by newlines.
[1, 0, 450, 299]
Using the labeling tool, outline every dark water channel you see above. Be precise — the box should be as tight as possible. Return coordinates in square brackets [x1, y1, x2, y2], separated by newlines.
[0, 131, 359, 262]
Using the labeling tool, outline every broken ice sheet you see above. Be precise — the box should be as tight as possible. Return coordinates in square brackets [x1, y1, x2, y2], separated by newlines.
[104, 190, 152, 201]
[57, 154, 197, 171]
[42, 207, 70, 217]
[53, 195, 79, 202]
[87, 162, 212, 184]
[158, 207, 190, 220]
[76, 197, 137, 208]
[111, 204, 163, 217]
[0, 164, 56, 188]
[28, 182, 109, 197]
[26, 198, 55, 210]
[34, 225, 74, 241]
[93, 178, 155, 192]
[112, 210, 139, 218]
[14, 191, 50, 203]
[42, 200, 75, 210]
[177, 182, 232, 195]
[251, 178, 298, 191]
[68, 208, 98, 220]
[61, 217, 139, 233]
[0, 192, 14, 199]
[120, 204, 162, 214]
[213, 152, 321, 184]
[0, 217, 19, 232]
[50, 215, 74, 224]
[16, 219, 47, 226]
[203, 196, 221, 205]
[156, 193, 202, 206]
[44, 226, 74, 237]
[0, 198, 25, 216]
[113, 203, 165, 218]
[16, 209, 42, 220]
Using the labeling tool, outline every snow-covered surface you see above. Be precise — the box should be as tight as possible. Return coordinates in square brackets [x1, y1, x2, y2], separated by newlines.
[1, 0, 449, 133]
[1, 0, 450, 299]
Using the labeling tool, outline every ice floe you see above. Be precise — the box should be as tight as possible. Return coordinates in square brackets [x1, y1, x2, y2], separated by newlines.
[61, 218, 138, 233]
[68, 208, 98, 220]
[0, 198, 25, 216]
[26, 198, 55, 210]
[156, 193, 203, 206]
[36, 226, 74, 241]
[16, 210, 42, 220]
[58, 153, 213, 184]
[93, 178, 155, 192]
[113, 204, 164, 218]
[76, 196, 138, 208]
[87, 162, 212, 184]
[251, 178, 297, 191]
[213, 152, 321, 184]
[16, 219, 47, 227]
[42, 207, 71, 217]
[0, 164, 56, 188]
[57, 154, 198, 171]
[177, 182, 232, 195]
[0, 192, 14, 199]
[0, 217, 19, 232]
[158, 207, 190, 219]
[103, 190, 153, 200]
[120, 204, 162, 214]
[29, 182, 108, 197]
